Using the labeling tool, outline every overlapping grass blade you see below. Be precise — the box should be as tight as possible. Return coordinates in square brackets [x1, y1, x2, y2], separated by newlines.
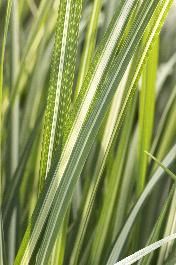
[9, 0, 56, 106]
[138, 185, 175, 265]
[153, 86, 176, 161]
[115, 232, 176, 265]
[2, 112, 42, 223]
[1, 0, 175, 264]
[14, 1, 174, 264]
[106, 144, 176, 265]
[90, 93, 137, 265]
[157, 189, 176, 264]
[74, 0, 103, 99]
[34, 0, 172, 262]
[69, 68, 129, 265]
[116, 157, 176, 265]
[151, 86, 176, 156]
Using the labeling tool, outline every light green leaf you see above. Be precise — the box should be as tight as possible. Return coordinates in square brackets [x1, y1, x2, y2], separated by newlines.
[115, 232, 176, 265]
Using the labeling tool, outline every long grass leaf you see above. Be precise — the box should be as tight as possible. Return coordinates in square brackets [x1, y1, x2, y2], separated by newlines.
[115, 232, 176, 265]
[74, 0, 103, 99]
[14, 1, 172, 264]
[137, 37, 158, 195]
[35, 1, 169, 262]
[106, 144, 176, 265]
[90, 93, 137, 265]
[39, 0, 83, 190]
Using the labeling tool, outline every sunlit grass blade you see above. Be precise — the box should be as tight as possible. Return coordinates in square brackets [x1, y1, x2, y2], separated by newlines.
[137, 37, 158, 195]
[69, 67, 129, 265]
[15, 0, 162, 264]
[14, 1, 174, 264]
[1, 0, 176, 264]
[36, 0, 172, 263]
[115, 232, 176, 265]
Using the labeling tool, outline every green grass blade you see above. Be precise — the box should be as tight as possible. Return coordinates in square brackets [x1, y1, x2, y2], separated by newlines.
[157, 190, 176, 264]
[1, 0, 176, 264]
[115, 232, 176, 265]
[0, 212, 5, 265]
[35, 1, 168, 263]
[112, 128, 138, 237]
[106, 144, 176, 265]
[137, 37, 158, 195]
[151, 86, 176, 156]
[8, 0, 20, 262]
[2, 113, 42, 223]
[90, 93, 137, 265]
[0, 1, 12, 262]
[74, 0, 103, 99]
[164, 246, 176, 265]
[14, 1, 172, 264]
[69, 65, 129, 265]
[39, 0, 83, 190]
[14, 0, 141, 263]
[9, 0, 55, 106]
[145, 151, 176, 180]
[138, 185, 175, 265]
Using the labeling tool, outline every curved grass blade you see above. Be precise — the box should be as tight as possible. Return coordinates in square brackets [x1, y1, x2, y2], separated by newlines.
[35, 1, 167, 264]
[15, 1, 169, 264]
[114, 233, 176, 265]
[106, 144, 176, 265]
[15, 0, 140, 263]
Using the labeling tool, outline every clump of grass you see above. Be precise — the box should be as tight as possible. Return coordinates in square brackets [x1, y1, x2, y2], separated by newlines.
[0, 0, 176, 264]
